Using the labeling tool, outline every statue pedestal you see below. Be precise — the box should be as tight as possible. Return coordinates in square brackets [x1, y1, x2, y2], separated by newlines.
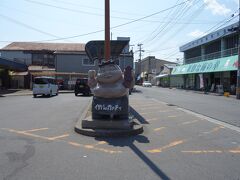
[82, 118, 133, 130]
[75, 100, 143, 137]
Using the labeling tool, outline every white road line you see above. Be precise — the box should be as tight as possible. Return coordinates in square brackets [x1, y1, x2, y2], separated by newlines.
[147, 98, 240, 134]
[177, 107, 240, 133]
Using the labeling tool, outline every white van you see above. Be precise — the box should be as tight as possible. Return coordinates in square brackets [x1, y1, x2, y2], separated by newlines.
[33, 77, 58, 97]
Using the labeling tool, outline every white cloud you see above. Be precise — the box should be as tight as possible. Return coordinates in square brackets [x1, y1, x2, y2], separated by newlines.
[188, 30, 206, 38]
[204, 0, 231, 16]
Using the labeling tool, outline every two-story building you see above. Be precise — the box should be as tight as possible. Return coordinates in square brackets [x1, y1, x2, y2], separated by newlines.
[172, 22, 238, 94]
[135, 56, 176, 85]
[0, 40, 133, 89]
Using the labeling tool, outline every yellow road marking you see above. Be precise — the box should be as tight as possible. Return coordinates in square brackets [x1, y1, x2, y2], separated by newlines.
[154, 127, 166, 132]
[182, 120, 198, 125]
[168, 115, 177, 118]
[182, 149, 240, 154]
[148, 118, 158, 122]
[94, 141, 107, 146]
[8, 129, 51, 140]
[3, 128, 121, 154]
[68, 141, 121, 154]
[48, 134, 69, 140]
[6, 128, 68, 141]
[147, 140, 185, 153]
[203, 126, 225, 134]
[84, 145, 94, 149]
[68, 141, 81, 147]
[22, 128, 49, 133]
[229, 150, 240, 154]
[182, 150, 223, 154]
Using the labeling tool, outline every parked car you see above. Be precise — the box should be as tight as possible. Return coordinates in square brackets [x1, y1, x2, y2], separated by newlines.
[33, 76, 58, 97]
[142, 81, 152, 87]
[74, 78, 91, 96]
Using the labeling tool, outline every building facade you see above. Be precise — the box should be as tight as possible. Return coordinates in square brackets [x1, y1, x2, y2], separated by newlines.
[172, 22, 239, 94]
[0, 41, 133, 89]
[135, 56, 176, 85]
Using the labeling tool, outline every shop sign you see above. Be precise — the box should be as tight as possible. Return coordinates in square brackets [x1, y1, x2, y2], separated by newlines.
[172, 55, 238, 75]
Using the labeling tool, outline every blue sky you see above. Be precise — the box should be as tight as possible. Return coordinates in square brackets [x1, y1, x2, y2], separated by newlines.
[0, 0, 238, 62]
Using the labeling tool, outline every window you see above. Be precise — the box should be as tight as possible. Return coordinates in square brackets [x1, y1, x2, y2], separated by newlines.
[32, 53, 54, 67]
[34, 78, 49, 84]
[82, 59, 95, 66]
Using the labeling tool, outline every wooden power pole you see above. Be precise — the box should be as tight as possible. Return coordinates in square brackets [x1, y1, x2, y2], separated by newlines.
[105, 0, 110, 62]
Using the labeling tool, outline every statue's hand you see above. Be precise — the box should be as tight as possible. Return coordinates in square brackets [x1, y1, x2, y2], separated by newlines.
[88, 70, 97, 88]
[123, 66, 133, 88]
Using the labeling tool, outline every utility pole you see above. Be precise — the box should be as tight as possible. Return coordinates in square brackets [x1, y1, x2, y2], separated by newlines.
[237, 0, 240, 99]
[105, 0, 110, 62]
[137, 43, 144, 79]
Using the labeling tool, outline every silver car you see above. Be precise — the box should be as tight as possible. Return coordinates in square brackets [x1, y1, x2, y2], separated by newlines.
[142, 81, 152, 87]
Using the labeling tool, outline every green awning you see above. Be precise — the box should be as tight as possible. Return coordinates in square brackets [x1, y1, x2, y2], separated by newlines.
[172, 55, 238, 75]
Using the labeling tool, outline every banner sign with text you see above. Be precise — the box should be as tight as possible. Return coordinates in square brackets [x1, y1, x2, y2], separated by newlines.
[172, 55, 238, 75]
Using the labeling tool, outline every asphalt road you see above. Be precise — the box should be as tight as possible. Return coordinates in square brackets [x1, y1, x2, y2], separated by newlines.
[136, 86, 240, 127]
[0, 93, 240, 180]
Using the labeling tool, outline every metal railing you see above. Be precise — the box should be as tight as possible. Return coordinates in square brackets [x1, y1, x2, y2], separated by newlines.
[184, 47, 238, 64]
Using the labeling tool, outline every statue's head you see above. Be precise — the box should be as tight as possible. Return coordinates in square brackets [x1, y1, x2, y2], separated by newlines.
[97, 62, 123, 84]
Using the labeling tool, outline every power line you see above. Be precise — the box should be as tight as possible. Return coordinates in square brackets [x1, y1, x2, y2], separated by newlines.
[24, 0, 136, 21]
[48, 0, 152, 17]
[149, 10, 239, 60]
[164, 12, 239, 59]
[152, 2, 205, 49]
[0, 0, 192, 43]
[0, 13, 61, 39]
[139, 0, 185, 44]
[143, 0, 203, 47]
[24, 0, 188, 23]
[0, 2, 222, 26]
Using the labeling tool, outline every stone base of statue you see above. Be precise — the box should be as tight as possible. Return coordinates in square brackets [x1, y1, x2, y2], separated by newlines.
[74, 100, 143, 137]
[92, 95, 129, 120]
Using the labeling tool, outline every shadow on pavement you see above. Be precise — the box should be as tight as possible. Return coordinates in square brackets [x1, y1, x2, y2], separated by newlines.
[132, 89, 142, 93]
[33, 95, 57, 99]
[130, 106, 149, 124]
[75, 94, 93, 97]
[0, 89, 20, 95]
[96, 135, 171, 180]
